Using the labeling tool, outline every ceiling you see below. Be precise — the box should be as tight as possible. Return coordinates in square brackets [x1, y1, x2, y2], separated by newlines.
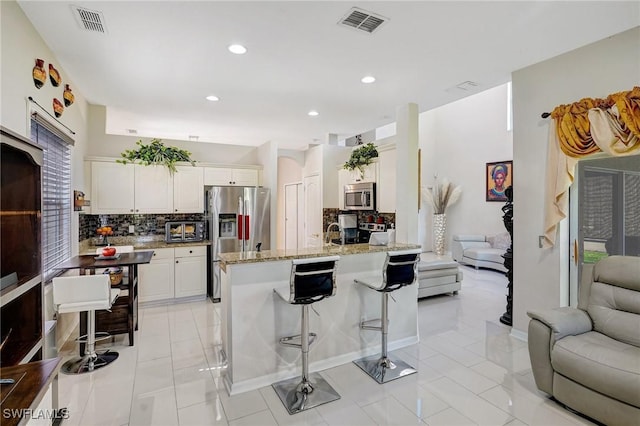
[18, 1, 640, 150]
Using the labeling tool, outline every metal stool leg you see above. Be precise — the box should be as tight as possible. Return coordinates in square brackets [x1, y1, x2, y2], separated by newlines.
[61, 310, 119, 375]
[272, 305, 340, 415]
[353, 292, 417, 384]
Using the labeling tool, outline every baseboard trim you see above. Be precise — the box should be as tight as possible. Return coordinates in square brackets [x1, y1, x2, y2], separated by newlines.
[510, 327, 528, 342]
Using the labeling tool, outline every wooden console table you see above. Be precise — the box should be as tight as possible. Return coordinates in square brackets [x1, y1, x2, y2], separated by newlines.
[54, 251, 153, 353]
[0, 357, 62, 426]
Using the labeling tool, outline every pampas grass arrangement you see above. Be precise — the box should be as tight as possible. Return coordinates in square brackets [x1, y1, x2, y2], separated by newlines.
[422, 178, 462, 214]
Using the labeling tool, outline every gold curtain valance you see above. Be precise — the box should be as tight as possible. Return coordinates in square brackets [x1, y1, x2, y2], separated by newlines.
[543, 86, 640, 248]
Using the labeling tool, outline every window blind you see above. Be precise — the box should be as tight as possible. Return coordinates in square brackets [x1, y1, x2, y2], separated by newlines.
[30, 113, 72, 282]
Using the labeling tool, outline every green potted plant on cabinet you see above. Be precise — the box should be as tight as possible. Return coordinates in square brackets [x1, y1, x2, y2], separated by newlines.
[343, 142, 378, 178]
[118, 139, 195, 173]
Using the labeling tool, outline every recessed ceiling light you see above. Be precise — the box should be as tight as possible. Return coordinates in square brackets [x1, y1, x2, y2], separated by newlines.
[228, 44, 247, 55]
[308, 110, 319, 116]
[206, 95, 219, 102]
[361, 75, 376, 84]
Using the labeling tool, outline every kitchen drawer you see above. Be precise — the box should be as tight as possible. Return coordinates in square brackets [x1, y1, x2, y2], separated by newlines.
[143, 247, 174, 260]
[175, 245, 207, 258]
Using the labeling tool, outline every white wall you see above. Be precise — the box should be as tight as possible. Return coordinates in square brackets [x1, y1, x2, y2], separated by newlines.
[418, 84, 513, 252]
[1, 0, 92, 348]
[511, 26, 640, 333]
[257, 141, 278, 249]
[87, 105, 259, 164]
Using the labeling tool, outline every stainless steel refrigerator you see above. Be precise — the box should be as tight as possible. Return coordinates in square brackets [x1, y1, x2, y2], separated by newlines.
[205, 186, 270, 302]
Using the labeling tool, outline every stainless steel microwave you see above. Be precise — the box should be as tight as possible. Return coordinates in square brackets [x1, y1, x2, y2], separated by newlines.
[344, 182, 375, 211]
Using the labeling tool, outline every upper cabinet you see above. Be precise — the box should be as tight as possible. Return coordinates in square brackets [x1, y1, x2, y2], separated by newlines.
[91, 162, 136, 214]
[173, 165, 204, 213]
[91, 161, 203, 214]
[134, 165, 173, 213]
[203, 167, 258, 186]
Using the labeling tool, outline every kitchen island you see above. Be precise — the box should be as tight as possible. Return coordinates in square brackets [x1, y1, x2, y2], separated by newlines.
[218, 242, 421, 395]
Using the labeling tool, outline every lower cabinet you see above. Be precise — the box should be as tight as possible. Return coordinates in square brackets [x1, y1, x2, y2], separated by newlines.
[175, 246, 207, 298]
[138, 245, 206, 303]
[139, 248, 175, 303]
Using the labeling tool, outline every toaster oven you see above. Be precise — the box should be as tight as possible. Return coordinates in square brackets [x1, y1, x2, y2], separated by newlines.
[165, 221, 205, 243]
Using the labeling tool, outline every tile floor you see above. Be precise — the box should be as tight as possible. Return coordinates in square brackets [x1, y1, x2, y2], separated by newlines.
[57, 265, 596, 425]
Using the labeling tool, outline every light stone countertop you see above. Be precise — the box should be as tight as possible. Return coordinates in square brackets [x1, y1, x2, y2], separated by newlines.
[79, 236, 210, 255]
[217, 242, 421, 269]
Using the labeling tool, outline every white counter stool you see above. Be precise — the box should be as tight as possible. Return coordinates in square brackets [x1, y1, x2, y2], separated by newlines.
[53, 274, 120, 374]
[353, 248, 421, 384]
[272, 255, 341, 415]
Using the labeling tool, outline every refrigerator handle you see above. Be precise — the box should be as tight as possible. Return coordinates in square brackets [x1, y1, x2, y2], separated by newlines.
[244, 215, 250, 241]
[237, 214, 243, 240]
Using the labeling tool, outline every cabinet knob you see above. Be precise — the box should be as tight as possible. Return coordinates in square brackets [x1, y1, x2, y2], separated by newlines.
[130, 209, 134, 212]
[175, 209, 178, 212]
[189, 250, 192, 254]
[135, 209, 139, 212]
[176, 260, 179, 263]
[153, 253, 156, 256]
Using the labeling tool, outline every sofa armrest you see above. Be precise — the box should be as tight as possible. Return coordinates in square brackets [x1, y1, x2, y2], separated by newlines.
[527, 307, 592, 396]
[527, 307, 593, 340]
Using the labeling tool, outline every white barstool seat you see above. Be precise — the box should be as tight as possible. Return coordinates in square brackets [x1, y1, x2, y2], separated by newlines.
[53, 274, 120, 374]
[272, 255, 341, 415]
[353, 248, 421, 384]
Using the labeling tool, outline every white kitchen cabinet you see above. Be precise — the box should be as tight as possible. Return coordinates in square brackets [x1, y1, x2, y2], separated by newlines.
[134, 165, 173, 213]
[203, 167, 259, 186]
[377, 148, 396, 213]
[138, 248, 175, 303]
[174, 246, 207, 298]
[91, 162, 173, 214]
[91, 162, 135, 214]
[173, 165, 204, 212]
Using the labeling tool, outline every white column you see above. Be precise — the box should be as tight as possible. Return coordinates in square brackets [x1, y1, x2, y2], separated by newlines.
[395, 103, 419, 244]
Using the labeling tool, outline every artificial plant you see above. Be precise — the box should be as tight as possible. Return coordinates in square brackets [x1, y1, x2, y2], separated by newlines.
[117, 139, 195, 173]
[343, 143, 378, 176]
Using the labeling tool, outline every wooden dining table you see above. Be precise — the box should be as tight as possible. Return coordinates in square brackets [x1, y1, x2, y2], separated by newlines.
[54, 251, 153, 353]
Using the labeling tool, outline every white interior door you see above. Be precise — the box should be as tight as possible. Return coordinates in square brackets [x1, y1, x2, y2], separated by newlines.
[304, 175, 322, 248]
[284, 183, 300, 250]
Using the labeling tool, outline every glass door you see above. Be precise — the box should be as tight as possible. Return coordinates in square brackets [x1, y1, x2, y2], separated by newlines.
[570, 156, 640, 305]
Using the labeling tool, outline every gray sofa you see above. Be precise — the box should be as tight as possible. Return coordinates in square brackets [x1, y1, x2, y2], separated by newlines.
[527, 255, 640, 425]
[451, 233, 509, 273]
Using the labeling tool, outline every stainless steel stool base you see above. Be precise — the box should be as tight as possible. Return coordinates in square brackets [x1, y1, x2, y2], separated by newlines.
[272, 372, 340, 415]
[61, 351, 119, 374]
[353, 354, 416, 384]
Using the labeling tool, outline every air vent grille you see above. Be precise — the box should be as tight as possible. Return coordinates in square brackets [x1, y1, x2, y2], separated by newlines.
[72, 6, 106, 33]
[339, 8, 387, 34]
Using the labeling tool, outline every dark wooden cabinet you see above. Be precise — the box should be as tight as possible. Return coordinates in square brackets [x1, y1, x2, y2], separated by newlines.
[1, 127, 44, 366]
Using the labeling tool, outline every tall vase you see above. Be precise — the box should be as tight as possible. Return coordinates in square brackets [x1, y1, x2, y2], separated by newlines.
[433, 213, 446, 255]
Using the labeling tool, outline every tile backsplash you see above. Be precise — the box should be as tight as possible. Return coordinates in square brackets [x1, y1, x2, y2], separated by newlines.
[322, 208, 395, 231]
[79, 213, 205, 241]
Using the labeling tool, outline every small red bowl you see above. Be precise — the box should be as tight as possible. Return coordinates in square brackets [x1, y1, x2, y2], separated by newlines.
[102, 247, 116, 257]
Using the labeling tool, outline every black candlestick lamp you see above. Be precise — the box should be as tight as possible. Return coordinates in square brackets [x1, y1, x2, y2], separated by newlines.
[500, 186, 514, 326]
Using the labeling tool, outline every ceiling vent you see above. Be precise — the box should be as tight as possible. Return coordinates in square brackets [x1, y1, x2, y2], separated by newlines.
[71, 6, 107, 33]
[338, 7, 387, 34]
[455, 81, 480, 91]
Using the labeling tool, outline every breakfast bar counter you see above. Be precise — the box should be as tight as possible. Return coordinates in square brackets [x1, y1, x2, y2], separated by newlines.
[218, 243, 421, 395]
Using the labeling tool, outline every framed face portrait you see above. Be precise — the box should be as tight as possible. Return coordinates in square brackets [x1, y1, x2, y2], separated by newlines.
[486, 161, 512, 202]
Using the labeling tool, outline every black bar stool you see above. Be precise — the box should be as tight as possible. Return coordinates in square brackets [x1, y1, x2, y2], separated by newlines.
[353, 249, 421, 384]
[272, 255, 341, 415]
